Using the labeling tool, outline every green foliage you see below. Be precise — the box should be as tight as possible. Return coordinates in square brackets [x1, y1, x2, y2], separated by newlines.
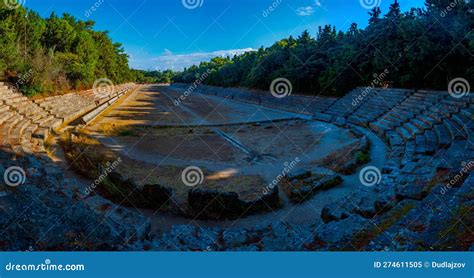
[130, 69, 175, 83]
[173, 0, 474, 96]
[0, 5, 134, 95]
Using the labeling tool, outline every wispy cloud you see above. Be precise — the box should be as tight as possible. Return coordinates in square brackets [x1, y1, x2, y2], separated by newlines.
[296, 0, 324, 16]
[130, 48, 256, 71]
[297, 6, 315, 16]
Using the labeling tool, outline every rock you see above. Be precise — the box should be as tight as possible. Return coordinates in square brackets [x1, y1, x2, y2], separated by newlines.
[158, 225, 219, 251]
[108, 172, 174, 209]
[141, 184, 173, 209]
[316, 215, 368, 248]
[339, 158, 359, 175]
[286, 168, 312, 180]
[289, 175, 343, 203]
[0, 156, 150, 251]
[321, 199, 352, 223]
[187, 187, 279, 220]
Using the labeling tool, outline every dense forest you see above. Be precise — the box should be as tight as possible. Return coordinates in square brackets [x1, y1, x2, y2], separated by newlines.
[131, 69, 174, 84]
[1, 0, 472, 97]
[0, 2, 136, 95]
[173, 0, 474, 96]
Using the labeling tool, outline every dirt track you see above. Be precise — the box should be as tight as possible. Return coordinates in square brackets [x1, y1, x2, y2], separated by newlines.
[76, 84, 387, 233]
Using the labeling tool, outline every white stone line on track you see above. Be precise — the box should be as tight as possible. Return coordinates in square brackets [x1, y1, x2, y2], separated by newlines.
[160, 88, 272, 160]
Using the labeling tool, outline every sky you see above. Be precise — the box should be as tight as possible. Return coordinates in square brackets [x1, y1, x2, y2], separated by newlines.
[25, 0, 426, 71]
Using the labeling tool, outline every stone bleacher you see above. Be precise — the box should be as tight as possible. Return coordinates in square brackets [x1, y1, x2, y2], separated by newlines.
[0, 81, 135, 156]
[157, 83, 473, 250]
[169, 84, 473, 174]
[321, 87, 413, 126]
[172, 83, 337, 116]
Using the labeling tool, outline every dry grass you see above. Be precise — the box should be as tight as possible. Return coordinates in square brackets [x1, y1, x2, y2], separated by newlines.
[59, 130, 117, 178]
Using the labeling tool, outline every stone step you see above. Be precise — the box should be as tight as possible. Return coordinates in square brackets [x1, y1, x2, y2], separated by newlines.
[32, 127, 49, 140]
[21, 123, 38, 145]
[434, 123, 452, 148]
[40, 117, 63, 130]
[424, 130, 438, 154]
[444, 118, 467, 140]
[411, 118, 432, 132]
[390, 109, 413, 121]
[0, 105, 9, 113]
[8, 119, 31, 146]
[33, 114, 55, 127]
[3, 113, 23, 129]
[428, 105, 450, 118]
[387, 130, 404, 146]
[4, 96, 28, 105]
[403, 122, 422, 136]
[460, 108, 472, 119]
[0, 92, 21, 101]
[414, 134, 427, 154]
[369, 122, 388, 137]
[423, 110, 443, 123]
[442, 99, 468, 108]
[452, 113, 474, 130]
[416, 114, 437, 128]
[453, 113, 474, 130]
[0, 110, 14, 125]
[397, 126, 414, 141]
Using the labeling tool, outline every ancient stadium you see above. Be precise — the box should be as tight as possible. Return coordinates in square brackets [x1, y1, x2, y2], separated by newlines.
[0, 80, 472, 251]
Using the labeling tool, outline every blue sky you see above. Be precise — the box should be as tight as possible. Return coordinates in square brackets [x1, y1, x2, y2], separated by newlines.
[25, 0, 426, 70]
